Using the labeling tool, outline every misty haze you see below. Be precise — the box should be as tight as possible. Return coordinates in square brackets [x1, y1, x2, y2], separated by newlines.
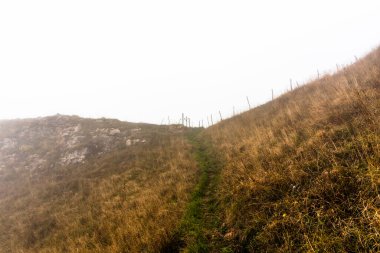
[0, 1, 379, 252]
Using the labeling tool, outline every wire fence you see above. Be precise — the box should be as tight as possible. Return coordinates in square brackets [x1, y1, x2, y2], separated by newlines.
[161, 58, 358, 128]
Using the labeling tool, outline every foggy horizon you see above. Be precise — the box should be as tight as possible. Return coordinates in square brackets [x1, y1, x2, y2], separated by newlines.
[1, 1, 380, 125]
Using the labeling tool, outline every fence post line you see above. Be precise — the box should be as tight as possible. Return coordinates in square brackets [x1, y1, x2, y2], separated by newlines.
[219, 111, 223, 121]
[207, 116, 210, 127]
[210, 115, 214, 125]
[246, 96, 251, 109]
[272, 89, 274, 100]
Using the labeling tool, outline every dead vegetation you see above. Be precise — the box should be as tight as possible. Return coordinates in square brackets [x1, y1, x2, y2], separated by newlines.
[0, 122, 198, 252]
[0, 47, 379, 253]
[203, 47, 380, 252]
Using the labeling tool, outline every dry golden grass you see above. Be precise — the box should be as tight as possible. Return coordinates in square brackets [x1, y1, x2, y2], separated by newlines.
[0, 129, 198, 252]
[204, 47, 380, 252]
[1, 47, 379, 253]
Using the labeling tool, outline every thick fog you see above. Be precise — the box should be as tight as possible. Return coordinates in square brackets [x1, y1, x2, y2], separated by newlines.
[1, 0, 380, 125]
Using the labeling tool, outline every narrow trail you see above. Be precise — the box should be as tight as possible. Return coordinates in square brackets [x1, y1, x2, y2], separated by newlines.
[161, 130, 231, 253]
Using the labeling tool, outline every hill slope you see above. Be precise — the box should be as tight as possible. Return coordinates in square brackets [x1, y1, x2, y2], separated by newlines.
[197, 47, 380, 252]
[0, 47, 379, 253]
[0, 116, 198, 252]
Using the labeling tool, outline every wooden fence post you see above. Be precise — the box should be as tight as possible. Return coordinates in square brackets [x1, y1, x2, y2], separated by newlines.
[246, 96, 251, 109]
[219, 111, 223, 121]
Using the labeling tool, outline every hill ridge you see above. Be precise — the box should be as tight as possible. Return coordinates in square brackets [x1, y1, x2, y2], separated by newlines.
[0, 46, 379, 252]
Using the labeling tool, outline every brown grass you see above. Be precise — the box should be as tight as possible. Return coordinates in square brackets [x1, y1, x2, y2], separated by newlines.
[1, 47, 379, 253]
[0, 129, 198, 252]
[204, 47, 380, 252]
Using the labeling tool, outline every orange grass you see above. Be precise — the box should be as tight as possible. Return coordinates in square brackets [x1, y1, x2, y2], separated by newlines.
[203, 47, 380, 252]
[0, 128, 198, 252]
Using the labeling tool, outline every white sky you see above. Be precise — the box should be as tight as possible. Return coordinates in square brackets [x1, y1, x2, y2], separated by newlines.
[1, 1, 379, 125]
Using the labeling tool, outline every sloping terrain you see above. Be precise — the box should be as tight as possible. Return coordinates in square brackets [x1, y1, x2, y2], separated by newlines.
[0, 114, 164, 171]
[197, 47, 380, 252]
[0, 116, 198, 252]
[0, 47, 379, 253]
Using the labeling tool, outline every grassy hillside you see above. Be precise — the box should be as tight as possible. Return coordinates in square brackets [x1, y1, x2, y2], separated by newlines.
[200, 47, 380, 252]
[0, 117, 198, 252]
[0, 47, 379, 253]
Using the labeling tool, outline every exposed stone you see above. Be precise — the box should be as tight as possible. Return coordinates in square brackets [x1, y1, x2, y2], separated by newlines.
[60, 148, 88, 165]
[109, 128, 121, 135]
[0, 138, 17, 150]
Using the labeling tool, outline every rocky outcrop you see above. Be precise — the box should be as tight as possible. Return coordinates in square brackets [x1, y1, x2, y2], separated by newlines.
[0, 115, 153, 174]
